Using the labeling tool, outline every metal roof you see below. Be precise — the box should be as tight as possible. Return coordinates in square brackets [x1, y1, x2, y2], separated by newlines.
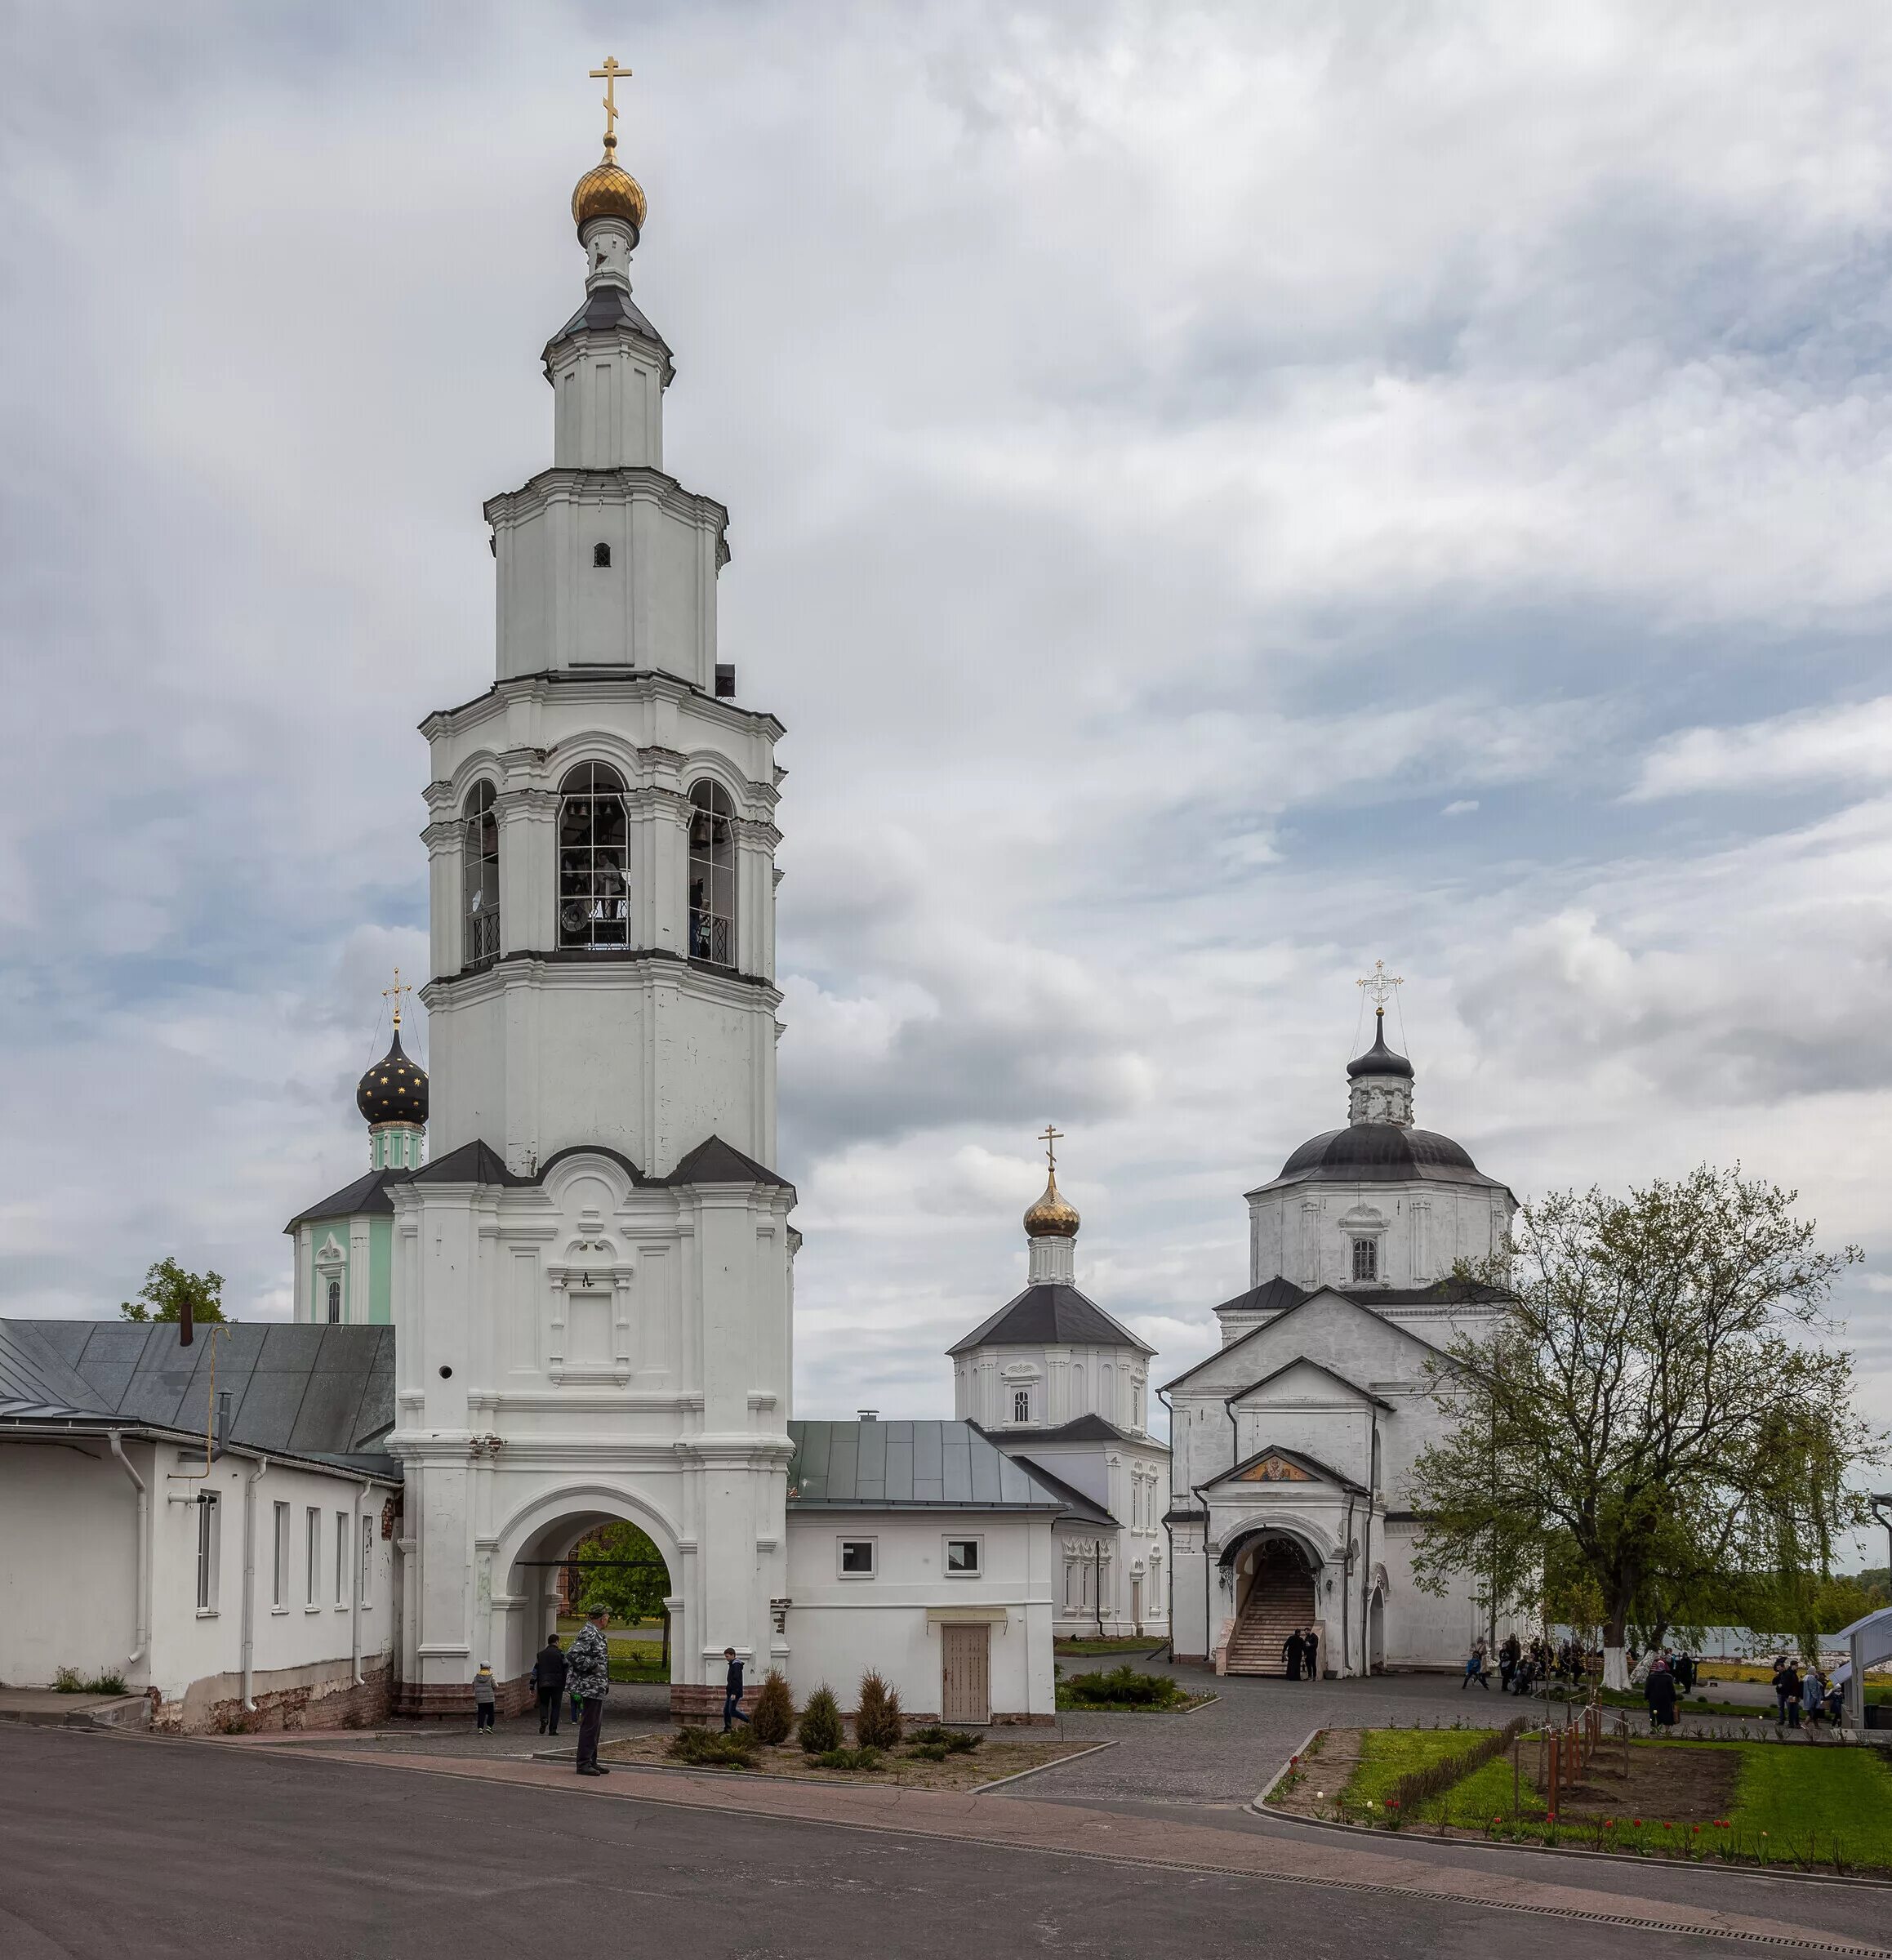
[948, 1283, 1153, 1358]
[786, 1419, 1065, 1512]
[0, 1320, 396, 1470]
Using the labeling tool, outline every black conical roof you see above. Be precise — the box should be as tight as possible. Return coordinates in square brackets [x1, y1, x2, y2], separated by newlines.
[356, 1026, 429, 1128]
[1346, 1008, 1413, 1080]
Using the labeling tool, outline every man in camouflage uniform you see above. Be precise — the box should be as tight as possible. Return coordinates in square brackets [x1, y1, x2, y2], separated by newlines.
[568, 1606, 612, 1775]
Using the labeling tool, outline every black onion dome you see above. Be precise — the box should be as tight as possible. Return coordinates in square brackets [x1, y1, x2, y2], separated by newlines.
[1346, 1009, 1413, 1080]
[356, 1027, 429, 1127]
[1274, 1124, 1484, 1183]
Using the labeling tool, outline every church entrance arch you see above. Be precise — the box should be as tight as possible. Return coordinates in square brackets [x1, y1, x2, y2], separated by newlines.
[1367, 1586, 1386, 1675]
[1220, 1530, 1320, 1677]
[488, 1486, 683, 1705]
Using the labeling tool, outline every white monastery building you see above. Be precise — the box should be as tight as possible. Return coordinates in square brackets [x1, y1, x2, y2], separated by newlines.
[0, 91, 1523, 1729]
[1166, 1003, 1519, 1677]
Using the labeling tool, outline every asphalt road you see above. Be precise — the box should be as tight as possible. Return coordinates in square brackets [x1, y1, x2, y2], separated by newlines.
[0, 1726, 1849, 1960]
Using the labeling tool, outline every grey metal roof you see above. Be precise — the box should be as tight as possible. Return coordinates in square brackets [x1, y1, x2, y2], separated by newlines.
[948, 1283, 1153, 1357]
[1001, 1453, 1117, 1529]
[786, 1420, 1065, 1512]
[0, 1321, 397, 1466]
[284, 1166, 409, 1233]
[987, 1412, 1167, 1452]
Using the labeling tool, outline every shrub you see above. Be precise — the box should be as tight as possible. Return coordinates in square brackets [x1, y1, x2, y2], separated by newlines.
[906, 1725, 980, 1753]
[87, 1672, 128, 1697]
[907, 1741, 950, 1762]
[1060, 1664, 1188, 1709]
[816, 1746, 882, 1772]
[750, 1668, 795, 1745]
[669, 1726, 755, 1769]
[855, 1671, 904, 1750]
[798, 1684, 843, 1754]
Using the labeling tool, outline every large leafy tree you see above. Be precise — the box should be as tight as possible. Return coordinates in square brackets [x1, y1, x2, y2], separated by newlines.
[1409, 1168, 1882, 1687]
[569, 1521, 670, 1627]
[119, 1257, 229, 1325]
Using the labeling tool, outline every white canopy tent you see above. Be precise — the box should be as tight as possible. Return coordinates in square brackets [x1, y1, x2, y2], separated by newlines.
[1827, 1605, 1892, 1730]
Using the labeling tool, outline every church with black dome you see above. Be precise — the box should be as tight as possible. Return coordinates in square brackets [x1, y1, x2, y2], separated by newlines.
[1160, 984, 1524, 1678]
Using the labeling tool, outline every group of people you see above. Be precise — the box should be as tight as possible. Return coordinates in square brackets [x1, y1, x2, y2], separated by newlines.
[1770, 1654, 1845, 1729]
[1462, 1633, 1615, 1695]
[1280, 1627, 1321, 1680]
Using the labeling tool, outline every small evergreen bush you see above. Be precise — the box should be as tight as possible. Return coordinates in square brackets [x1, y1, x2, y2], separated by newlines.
[750, 1668, 795, 1745]
[855, 1671, 904, 1750]
[798, 1683, 844, 1754]
[906, 1724, 981, 1753]
[1060, 1665, 1187, 1709]
[907, 1740, 950, 1762]
[88, 1671, 128, 1697]
[669, 1726, 756, 1769]
[815, 1746, 882, 1772]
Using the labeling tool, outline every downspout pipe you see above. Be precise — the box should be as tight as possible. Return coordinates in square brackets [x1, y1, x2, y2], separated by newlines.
[109, 1432, 149, 1669]
[241, 1456, 270, 1710]
[1363, 1409, 1378, 1678]
[1156, 1386, 1177, 1650]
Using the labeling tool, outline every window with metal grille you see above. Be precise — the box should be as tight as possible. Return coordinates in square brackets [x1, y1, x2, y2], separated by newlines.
[592, 541, 611, 567]
[1012, 1388, 1031, 1424]
[1351, 1237, 1378, 1282]
[326, 1279, 341, 1324]
[463, 781, 501, 969]
[687, 780, 736, 967]
[558, 763, 630, 948]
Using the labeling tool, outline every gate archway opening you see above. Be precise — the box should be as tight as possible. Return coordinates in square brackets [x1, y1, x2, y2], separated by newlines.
[501, 1502, 680, 1697]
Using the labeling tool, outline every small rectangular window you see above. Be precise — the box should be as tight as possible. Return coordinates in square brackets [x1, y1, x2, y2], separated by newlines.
[272, 1501, 289, 1608]
[945, 1538, 981, 1576]
[306, 1507, 321, 1606]
[1351, 1237, 1378, 1282]
[195, 1494, 220, 1613]
[839, 1539, 875, 1578]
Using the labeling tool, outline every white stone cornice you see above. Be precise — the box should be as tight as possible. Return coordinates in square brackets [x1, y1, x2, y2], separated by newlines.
[485, 466, 728, 550]
[733, 817, 781, 850]
[426, 951, 782, 1014]
[422, 671, 786, 746]
[423, 779, 457, 814]
[495, 786, 559, 817]
[421, 819, 461, 851]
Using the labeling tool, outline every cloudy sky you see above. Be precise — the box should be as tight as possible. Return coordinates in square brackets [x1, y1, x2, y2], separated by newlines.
[5, 3, 1890, 1552]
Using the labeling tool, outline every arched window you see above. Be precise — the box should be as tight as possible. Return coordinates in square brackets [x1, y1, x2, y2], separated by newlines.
[558, 763, 630, 949]
[326, 1279, 342, 1325]
[688, 780, 736, 967]
[593, 541, 611, 568]
[1012, 1388, 1031, 1425]
[462, 782, 500, 969]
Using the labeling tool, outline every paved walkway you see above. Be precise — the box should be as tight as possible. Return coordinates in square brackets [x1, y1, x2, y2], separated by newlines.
[187, 1731, 1890, 1951]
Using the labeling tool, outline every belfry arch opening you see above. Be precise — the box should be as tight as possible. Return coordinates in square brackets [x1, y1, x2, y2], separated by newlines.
[501, 1501, 679, 1696]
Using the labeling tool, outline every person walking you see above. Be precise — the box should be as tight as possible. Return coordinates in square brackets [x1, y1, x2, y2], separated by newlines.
[1281, 1628, 1306, 1682]
[1302, 1626, 1320, 1682]
[1771, 1656, 1803, 1730]
[1462, 1637, 1489, 1689]
[1645, 1651, 1677, 1733]
[1498, 1633, 1520, 1694]
[722, 1646, 751, 1731]
[532, 1633, 568, 1736]
[472, 1664, 497, 1732]
[568, 1606, 612, 1775]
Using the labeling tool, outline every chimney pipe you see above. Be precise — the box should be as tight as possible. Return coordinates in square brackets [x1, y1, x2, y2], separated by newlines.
[179, 1294, 194, 1347]
[857, 1409, 878, 1422]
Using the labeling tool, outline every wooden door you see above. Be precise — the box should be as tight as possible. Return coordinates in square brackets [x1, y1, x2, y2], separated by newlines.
[941, 1623, 991, 1725]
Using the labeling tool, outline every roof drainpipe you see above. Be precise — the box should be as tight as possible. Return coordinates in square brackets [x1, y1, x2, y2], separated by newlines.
[241, 1456, 270, 1711]
[1156, 1386, 1177, 1655]
[109, 1432, 149, 1668]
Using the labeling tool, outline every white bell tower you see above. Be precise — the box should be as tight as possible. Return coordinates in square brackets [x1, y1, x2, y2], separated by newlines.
[389, 69, 796, 1722]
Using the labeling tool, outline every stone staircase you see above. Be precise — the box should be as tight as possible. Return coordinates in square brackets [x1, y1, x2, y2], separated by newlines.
[1223, 1577, 1316, 1677]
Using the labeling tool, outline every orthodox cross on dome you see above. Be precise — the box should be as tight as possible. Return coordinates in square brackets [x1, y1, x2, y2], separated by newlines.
[382, 967, 412, 1030]
[590, 55, 631, 150]
[1356, 960, 1404, 1013]
[1038, 1122, 1063, 1174]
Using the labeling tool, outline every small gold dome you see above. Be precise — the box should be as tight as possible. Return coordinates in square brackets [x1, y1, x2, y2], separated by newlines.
[1023, 1169, 1080, 1241]
[572, 140, 648, 238]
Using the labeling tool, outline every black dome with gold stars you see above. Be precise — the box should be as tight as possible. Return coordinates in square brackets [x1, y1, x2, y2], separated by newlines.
[356, 1027, 429, 1128]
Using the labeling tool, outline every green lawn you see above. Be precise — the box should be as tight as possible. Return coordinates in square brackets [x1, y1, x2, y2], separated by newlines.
[1054, 1637, 1167, 1656]
[1341, 1728, 1497, 1814]
[1336, 1730, 1892, 1872]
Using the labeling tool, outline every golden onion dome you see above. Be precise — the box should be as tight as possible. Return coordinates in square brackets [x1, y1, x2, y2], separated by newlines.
[1023, 1169, 1080, 1241]
[572, 138, 648, 238]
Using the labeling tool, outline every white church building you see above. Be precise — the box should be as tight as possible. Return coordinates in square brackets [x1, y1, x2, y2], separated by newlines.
[1166, 1004, 1519, 1677]
[0, 92, 1522, 1729]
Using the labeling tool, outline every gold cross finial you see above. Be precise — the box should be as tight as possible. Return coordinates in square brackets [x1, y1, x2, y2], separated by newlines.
[1038, 1123, 1063, 1173]
[383, 967, 412, 1030]
[590, 55, 630, 151]
[1356, 960, 1404, 1013]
